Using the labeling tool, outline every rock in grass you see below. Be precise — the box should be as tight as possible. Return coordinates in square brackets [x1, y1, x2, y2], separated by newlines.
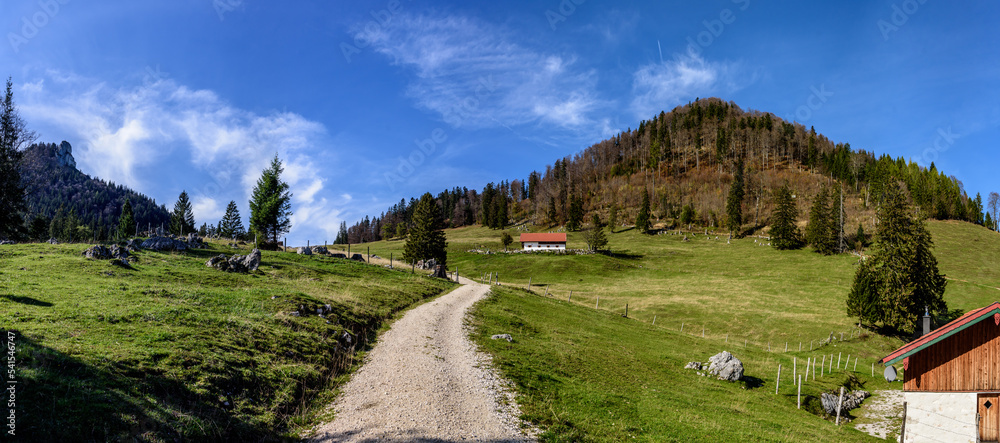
[297, 247, 312, 255]
[491, 334, 514, 342]
[83, 245, 112, 260]
[311, 246, 329, 255]
[205, 249, 261, 273]
[141, 236, 188, 252]
[242, 249, 261, 271]
[684, 362, 703, 370]
[707, 351, 744, 382]
[820, 390, 870, 415]
[350, 254, 365, 262]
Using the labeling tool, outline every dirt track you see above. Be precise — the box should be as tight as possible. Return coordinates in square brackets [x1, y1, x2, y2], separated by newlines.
[308, 278, 534, 442]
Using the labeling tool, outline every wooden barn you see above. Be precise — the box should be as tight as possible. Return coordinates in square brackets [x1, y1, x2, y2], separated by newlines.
[518, 233, 567, 251]
[881, 302, 1000, 443]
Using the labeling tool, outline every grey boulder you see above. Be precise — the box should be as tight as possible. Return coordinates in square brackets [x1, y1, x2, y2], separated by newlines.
[707, 351, 744, 382]
[141, 236, 188, 251]
[491, 334, 514, 342]
[297, 247, 312, 255]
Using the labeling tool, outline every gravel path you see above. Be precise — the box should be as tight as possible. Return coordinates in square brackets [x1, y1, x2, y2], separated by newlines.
[854, 389, 904, 440]
[309, 278, 535, 442]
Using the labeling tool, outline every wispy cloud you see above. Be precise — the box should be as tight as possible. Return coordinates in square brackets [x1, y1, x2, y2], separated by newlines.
[358, 14, 607, 130]
[18, 71, 345, 243]
[630, 50, 748, 118]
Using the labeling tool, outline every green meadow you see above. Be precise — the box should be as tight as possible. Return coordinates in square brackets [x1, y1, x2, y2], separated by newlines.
[0, 240, 455, 441]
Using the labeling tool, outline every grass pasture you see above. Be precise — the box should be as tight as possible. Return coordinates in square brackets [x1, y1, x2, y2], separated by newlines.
[353, 219, 999, 441]
[0, 240, 455, 441]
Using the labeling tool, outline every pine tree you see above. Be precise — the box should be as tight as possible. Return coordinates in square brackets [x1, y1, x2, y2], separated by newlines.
[0, 77, 32, 240]
[806, 186, 835, 254]
[608, 204, 619, 234]
[249, 154, 293, 246]
[170, 190, 196, 235]
[679, 203, 695, 227]
[335, 221, 348, 244]
[771, 184, 803, 250]
[403, 193, 447, 267]
[725, 159, 744, 235]
[117, 199, 136, 240]
[217, 200, 246, 240]
[636, 191, 651, 233]
[847, 182, 947, 332]
[585, 213, 608, 252]
[855, 223, 867, 253]
[27, 214, 48, 241]
[547, 197, 558, 225]
[567, 195, 584, 231]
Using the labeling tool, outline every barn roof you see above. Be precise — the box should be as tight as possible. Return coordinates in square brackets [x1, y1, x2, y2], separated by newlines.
[519, 233, 567, 242]
[881, 302, 1000, 366]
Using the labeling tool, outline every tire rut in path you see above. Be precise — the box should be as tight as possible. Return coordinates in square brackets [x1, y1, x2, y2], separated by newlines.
[309, 278, 534, 442]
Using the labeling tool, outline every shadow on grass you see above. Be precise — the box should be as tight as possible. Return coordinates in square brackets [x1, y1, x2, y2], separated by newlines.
[0, 294, 53, 307]
[600, 250, 643, 260]
[741, 375, 765, 390]
[8, 332, 280, 442]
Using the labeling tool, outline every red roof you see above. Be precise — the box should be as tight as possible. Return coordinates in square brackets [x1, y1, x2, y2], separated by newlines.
[881, 302, 1000, 366]
[519, 233, 567, 243]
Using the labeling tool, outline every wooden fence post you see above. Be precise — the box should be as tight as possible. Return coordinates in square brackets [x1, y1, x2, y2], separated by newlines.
[821, 355, 825, 377]
[527, 277, 531, 290]
[653, 315, 656, 325]
[900, 402, 907, 441]
[681, 322, 684, 332]
[569, 290, 572, 302]
[835, 386, 845, 425]
[829, 354, 833, 373]
[838, 352, 842, 370]
[799, 342, 802, 351]
[776, 365, 782, 395]
[785, 342, 788, 352]
[793, 357, 797, 383]
[596, 296, 599, 308]
[797, 375, 802, 409]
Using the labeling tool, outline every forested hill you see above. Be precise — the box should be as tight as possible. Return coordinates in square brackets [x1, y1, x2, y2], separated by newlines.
[338, 98, 991, 244]
[20, 141, 170, 242]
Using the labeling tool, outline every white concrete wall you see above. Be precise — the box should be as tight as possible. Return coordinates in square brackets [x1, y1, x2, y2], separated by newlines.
[522, 242, 566, 251]
[902, 392, 977, 443]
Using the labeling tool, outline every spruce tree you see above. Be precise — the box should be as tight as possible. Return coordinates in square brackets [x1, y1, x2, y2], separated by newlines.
[806, 187, 835, 254]
[117, 199, 136, 240]
[403, 193, 447, 267]
[547, 197, 558, 225]
[846, 182, 947, 332]
[249, 155, 293, 245]
[725, 159, 744, 235]
[636, 191, 651, 233]
[217, 200, 246, 240]
[608, 204, 619, 234]
[170, 190, 196, 235]
[770, 184, 803, 250]
[335, 221, 348, 244]
[586, 213, 608, 252]
[0, 78, 30, 240]
[567, 195, 584, 231]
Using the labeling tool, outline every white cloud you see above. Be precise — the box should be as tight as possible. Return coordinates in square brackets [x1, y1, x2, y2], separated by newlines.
[358, 14, 607, 130]
[630, 50, 745, 118]
[18, 71, 344, 244]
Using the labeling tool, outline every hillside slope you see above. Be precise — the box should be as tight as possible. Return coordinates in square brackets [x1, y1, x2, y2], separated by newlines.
[20, 141, 170, 238]
[352, 219, 995, 440]
[0, 240, 455, 441]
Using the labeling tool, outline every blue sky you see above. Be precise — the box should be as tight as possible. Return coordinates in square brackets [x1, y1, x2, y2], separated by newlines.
[2, 1, 998, 245]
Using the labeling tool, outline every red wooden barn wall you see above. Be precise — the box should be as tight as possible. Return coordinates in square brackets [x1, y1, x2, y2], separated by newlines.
[905, 317, 1000, 391]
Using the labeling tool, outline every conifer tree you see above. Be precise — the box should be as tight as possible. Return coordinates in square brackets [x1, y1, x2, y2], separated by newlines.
[217, 200, 246, 240]
[636, 191, 651, 233]
[847, 182, 947, 332]
[117, 199, 136, 240]
[249, 154, 293, 245]
[0, 77, 34, 240]
[608, 204, 619, 234]
[547, 197, 558, 225]
[725, 159, 744, 235]
[567, 195, 584, 231]
[170, 190, 196, 235]
[806, 187, 835, 254]
[770, 184, 803, 250]
[403, 193, 447, 267]
[335, 221, 348, 244]
[586, 213, 608, 251]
